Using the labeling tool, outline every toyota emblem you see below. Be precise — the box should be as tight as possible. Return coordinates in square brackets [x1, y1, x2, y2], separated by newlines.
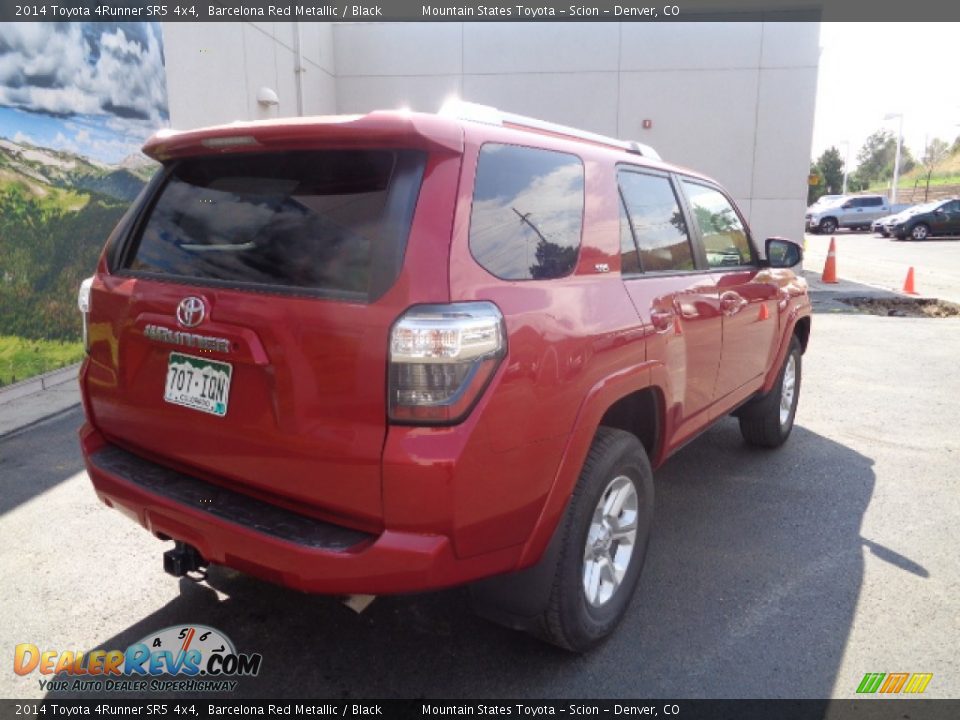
[176, 297, 206, 328]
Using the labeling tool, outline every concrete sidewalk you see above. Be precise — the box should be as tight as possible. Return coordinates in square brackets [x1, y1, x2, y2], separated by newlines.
[0, 365, 81, 438]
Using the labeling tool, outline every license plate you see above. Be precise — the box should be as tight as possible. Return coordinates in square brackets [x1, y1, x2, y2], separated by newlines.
[164, 352, 232, 417]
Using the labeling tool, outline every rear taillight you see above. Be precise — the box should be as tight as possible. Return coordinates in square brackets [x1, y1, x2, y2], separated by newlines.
[78, 277, 93, 353]
[388, 302, 506, 425]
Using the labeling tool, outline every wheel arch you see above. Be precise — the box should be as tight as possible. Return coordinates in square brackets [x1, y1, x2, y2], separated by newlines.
[515, 365, 663, 569]
[761, 308, 811, 393]
[596, 386, 663, 466]
[793, 315, 811, 354]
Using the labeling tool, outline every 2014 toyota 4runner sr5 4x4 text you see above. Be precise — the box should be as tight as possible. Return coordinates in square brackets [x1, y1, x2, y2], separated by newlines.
[77, 103, 811, 651]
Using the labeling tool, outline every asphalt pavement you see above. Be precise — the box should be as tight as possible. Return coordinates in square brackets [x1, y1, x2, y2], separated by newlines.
[1, 311, 958, 700]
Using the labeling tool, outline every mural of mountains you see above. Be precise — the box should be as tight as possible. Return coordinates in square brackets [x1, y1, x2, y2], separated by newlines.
[0, 138, 156, 341]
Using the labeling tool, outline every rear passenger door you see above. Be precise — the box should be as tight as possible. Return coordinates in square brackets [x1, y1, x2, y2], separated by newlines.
[618, 168, 722, 446]
[679, 179, 779, 402]
[860, 196, 887, 223]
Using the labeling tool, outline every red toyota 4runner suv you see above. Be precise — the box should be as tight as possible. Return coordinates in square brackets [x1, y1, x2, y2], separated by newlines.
[77, 103, 811, 651]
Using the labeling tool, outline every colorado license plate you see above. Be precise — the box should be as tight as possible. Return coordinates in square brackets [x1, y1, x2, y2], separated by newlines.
[164, 352, 232, 417]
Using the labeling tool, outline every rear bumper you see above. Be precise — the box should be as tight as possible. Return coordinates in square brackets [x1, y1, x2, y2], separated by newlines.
[80, 423, 521, 595]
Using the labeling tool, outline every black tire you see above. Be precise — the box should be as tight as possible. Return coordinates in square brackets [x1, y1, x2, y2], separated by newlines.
[818, 217, 838, 234]
[911, 223, 930, 241]
[538, 427, 654, 651]
[471, 427, 654, 653]
[738, 336, 802, 448]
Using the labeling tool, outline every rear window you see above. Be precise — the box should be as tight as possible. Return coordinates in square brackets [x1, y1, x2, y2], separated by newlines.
[121, 150, 425, 300]
[469, 144, 584, 281]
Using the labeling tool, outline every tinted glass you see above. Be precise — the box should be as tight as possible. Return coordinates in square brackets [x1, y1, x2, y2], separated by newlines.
[125, 150, 425, 299]
[682, 181, 753, 268]
[469, 144, 584, 280]
[866, 197, 883, 207]
[618, 171, 694, 272]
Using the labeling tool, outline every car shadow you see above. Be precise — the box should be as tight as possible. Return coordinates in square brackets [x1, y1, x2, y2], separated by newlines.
[0, 406, 85, 517]
[44, 420, 907, 699]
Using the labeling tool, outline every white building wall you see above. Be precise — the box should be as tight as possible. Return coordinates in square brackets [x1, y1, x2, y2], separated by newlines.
[333, 21, 820, 242]
[161, 22, 337, 129]
[160, 21, 818, 242]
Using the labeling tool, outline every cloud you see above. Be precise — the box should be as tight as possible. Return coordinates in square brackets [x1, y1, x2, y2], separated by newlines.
[0, 22, 168, 139]
[13, 130, 34, 145]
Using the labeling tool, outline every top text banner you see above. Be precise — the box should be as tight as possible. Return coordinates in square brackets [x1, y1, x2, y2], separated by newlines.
[2, 0, 958, 21]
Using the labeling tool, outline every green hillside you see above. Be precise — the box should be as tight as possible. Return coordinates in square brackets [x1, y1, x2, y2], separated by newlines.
[0, 140, 147, 343]
[870, 141, 960, 192]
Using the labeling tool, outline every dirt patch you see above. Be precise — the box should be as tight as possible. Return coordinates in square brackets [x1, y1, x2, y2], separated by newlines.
[839, 296, 960, 318]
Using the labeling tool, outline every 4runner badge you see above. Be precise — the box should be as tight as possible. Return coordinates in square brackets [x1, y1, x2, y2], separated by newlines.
[144, 325, 231, 354]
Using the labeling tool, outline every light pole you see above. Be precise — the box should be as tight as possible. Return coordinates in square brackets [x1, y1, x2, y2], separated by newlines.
[884, 112, 904, 204]
[839, 140, 850, 194]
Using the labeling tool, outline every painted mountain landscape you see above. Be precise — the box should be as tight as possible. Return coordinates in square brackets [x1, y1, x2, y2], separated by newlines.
[0, 23, 168, 384]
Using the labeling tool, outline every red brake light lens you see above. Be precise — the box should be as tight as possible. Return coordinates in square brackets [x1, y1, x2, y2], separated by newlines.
[388, 302, 506, 425]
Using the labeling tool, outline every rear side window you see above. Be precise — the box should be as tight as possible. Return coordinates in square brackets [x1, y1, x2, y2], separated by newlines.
[469, 144, 584, 280]
[681, 180, 753, 268]
[618, 170, 695, 273]
[123, 150, 426, 300]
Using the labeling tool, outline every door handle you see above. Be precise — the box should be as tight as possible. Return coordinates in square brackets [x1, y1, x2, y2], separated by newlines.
[720, 291, 747, 316]
[650, 309, 674, 333]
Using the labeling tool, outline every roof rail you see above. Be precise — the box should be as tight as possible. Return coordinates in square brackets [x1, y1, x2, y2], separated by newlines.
[438, 99, 661, 161]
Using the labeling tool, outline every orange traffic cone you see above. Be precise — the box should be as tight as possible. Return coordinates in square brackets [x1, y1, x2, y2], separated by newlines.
[902, 267, 917, 295]
[821, 237, 838, 284]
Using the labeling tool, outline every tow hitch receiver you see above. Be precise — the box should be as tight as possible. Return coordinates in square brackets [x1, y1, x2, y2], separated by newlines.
[163, 541, 207, 579]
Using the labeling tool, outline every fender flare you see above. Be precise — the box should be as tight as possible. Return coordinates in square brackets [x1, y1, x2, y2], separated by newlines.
[515, 360, 659, 569]
[760, 304, 812, 394]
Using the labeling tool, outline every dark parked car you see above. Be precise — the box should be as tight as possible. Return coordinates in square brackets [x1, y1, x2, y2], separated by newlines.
[77, 103, 811, 651]
[892, 198, 960, 240]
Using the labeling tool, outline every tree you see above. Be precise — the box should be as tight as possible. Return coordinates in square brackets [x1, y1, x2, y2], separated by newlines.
[806, 147, 845, 204]
[855, 130, 894, 185]
[816, 147, 845, 194]
[854, 129, 916, 188]
[920, 138, 950, 201]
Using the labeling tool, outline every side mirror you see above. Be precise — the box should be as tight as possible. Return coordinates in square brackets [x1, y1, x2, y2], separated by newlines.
[764, 237, 803, 268]
[934, 208, 944, 215]
[841, 201, 853, 209]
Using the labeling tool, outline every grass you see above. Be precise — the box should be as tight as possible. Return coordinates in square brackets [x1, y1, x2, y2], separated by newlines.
[867, 145, 960, 192]
[871, 173, 960, 191]
[0, 335, 84, 387]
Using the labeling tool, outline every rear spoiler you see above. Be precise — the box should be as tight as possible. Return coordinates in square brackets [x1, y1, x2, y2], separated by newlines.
[143, 111, 464, 162]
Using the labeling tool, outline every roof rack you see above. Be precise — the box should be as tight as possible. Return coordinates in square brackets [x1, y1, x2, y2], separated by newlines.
[439, 99, 661, 161]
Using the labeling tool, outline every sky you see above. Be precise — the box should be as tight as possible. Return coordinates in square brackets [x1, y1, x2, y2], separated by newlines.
[812, 22, 960, 166]
[0, 23, 169, 164]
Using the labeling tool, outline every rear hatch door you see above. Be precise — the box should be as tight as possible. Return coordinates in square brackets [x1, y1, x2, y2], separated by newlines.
[86, 128, 458, 529]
